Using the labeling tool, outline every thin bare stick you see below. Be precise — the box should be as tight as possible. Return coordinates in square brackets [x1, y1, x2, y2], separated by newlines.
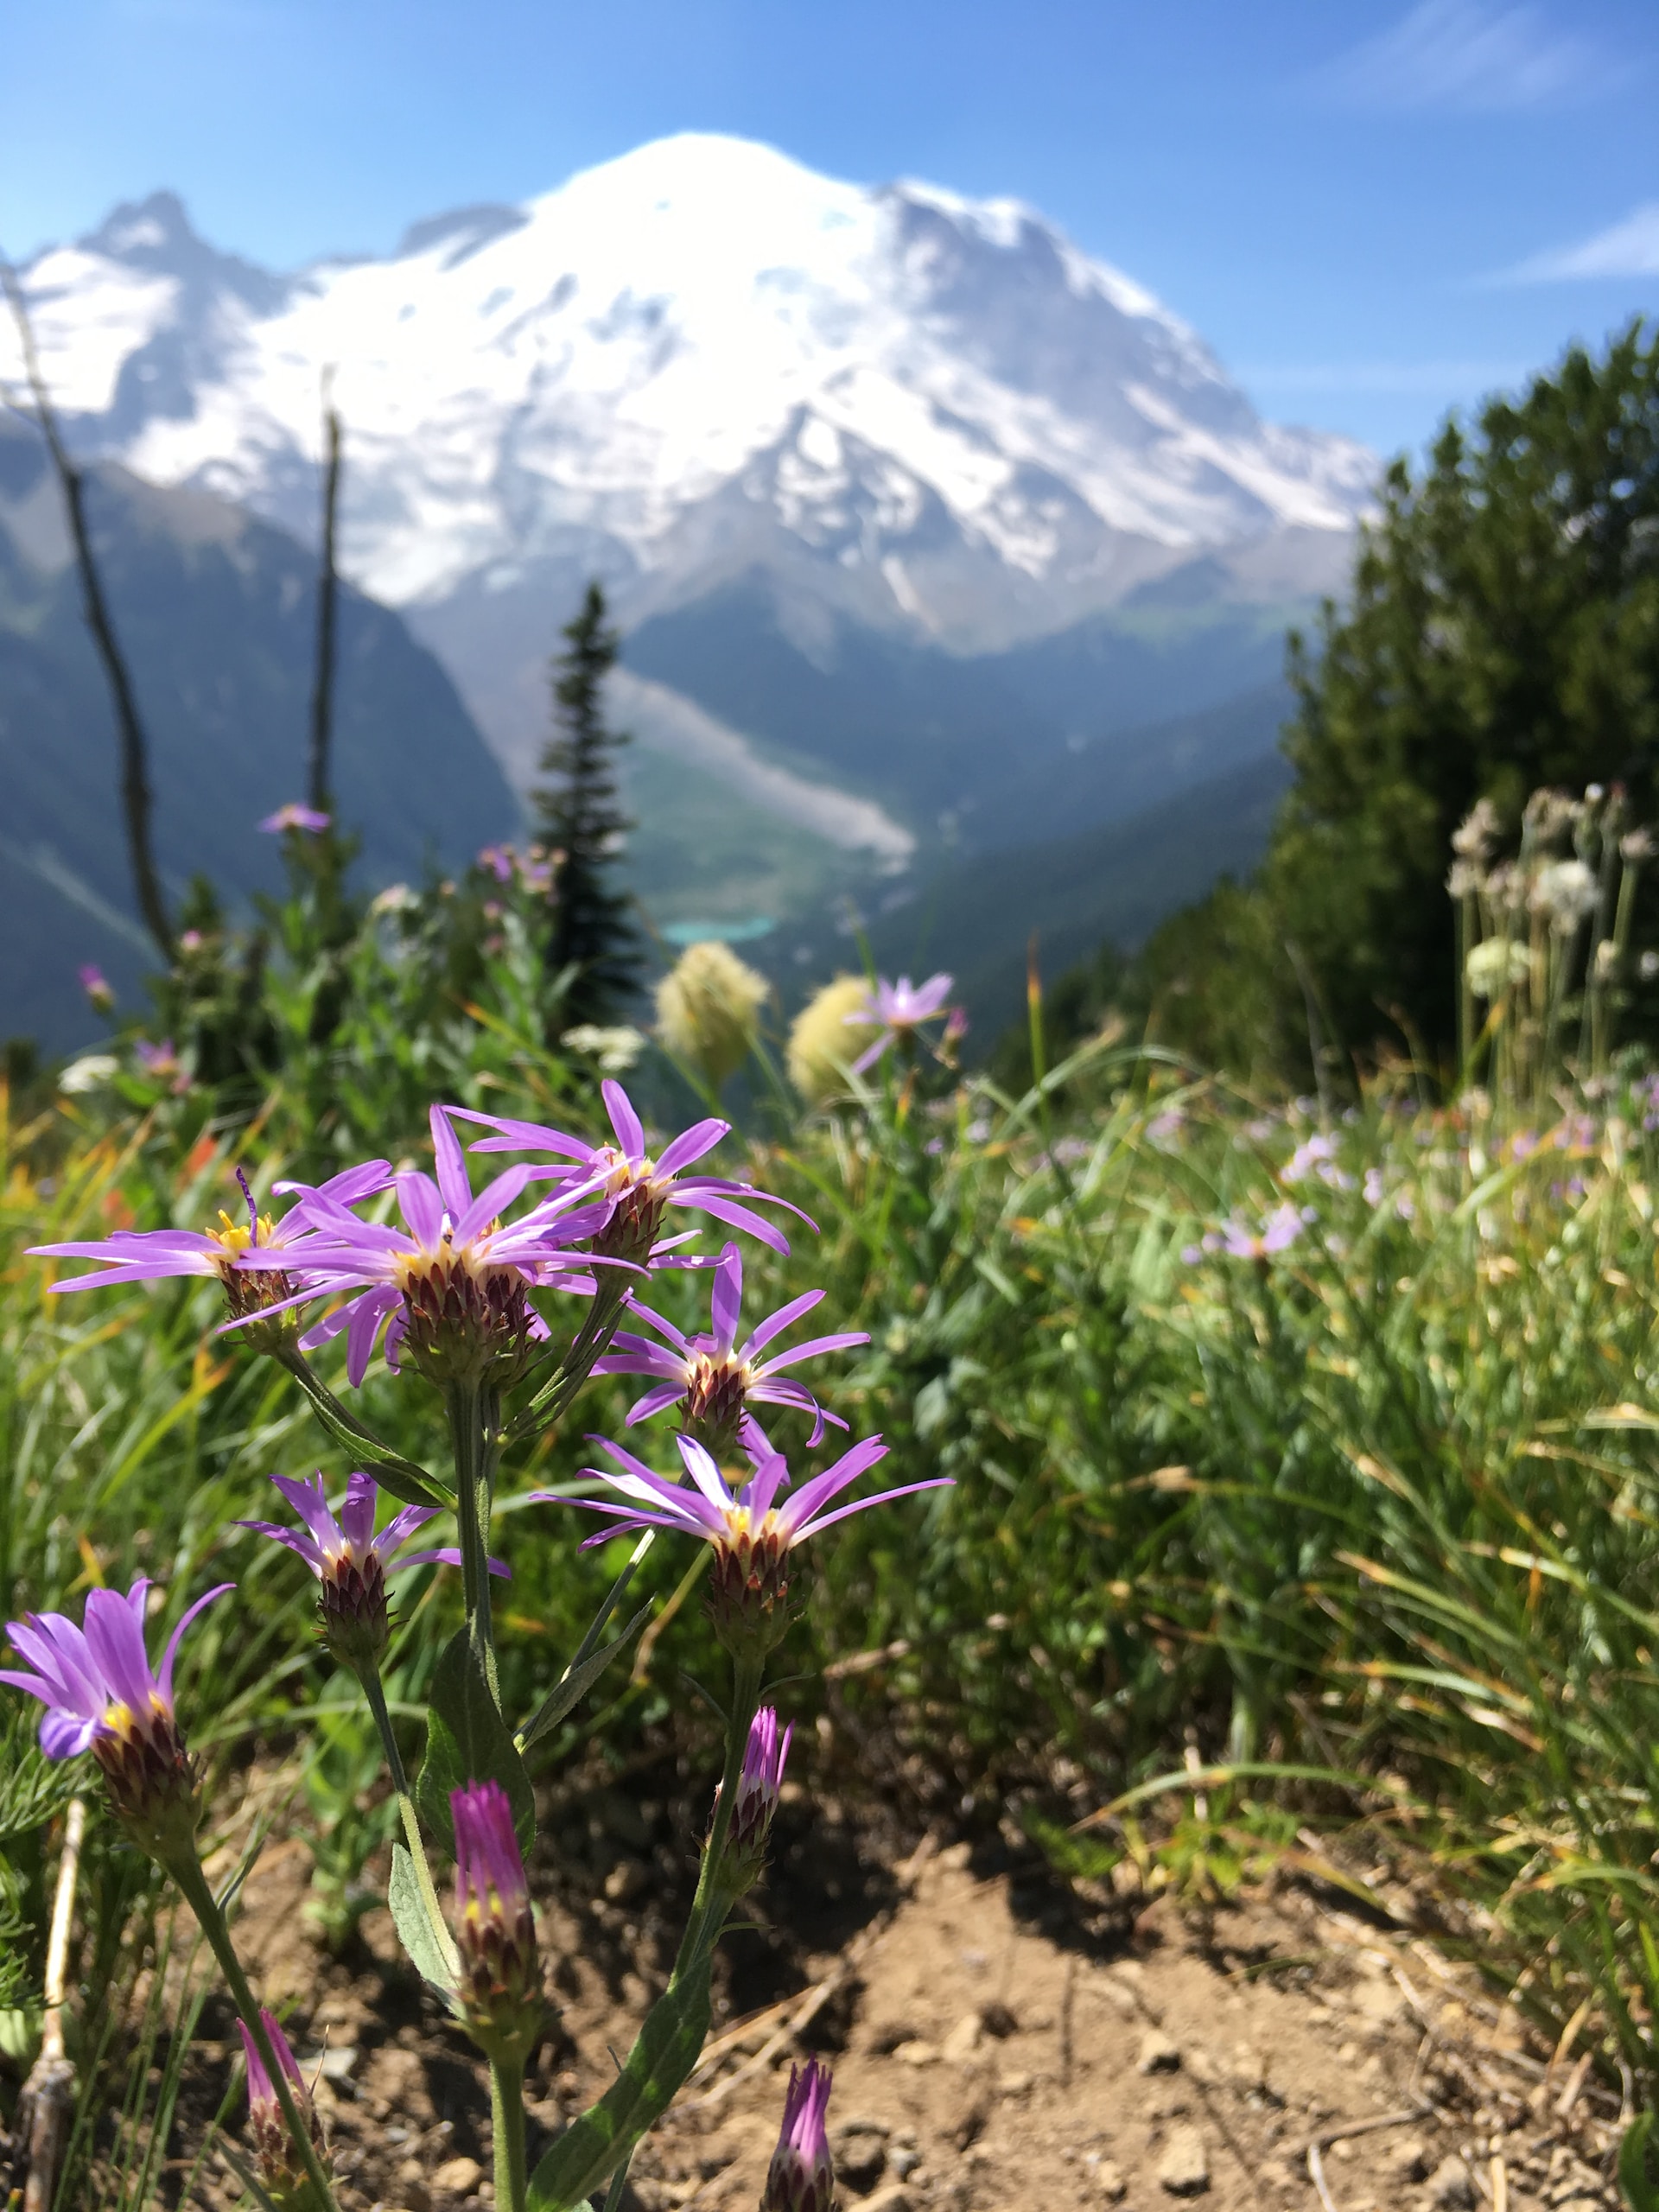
[2, 265, 174, 959]
[1306, 2138, 1341, 2212]
[19, 1796, 87, 2212]
[306, 378, 341, 814]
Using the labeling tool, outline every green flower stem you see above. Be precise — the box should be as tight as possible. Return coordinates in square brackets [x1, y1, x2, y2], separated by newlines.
[448, 1378, 503, 1707]
[506, 1275, 629, 1443]
[491, 2052, 529, 2212]
[677, 1652, 765, 1974]
[355, 1662, 459, 1981]
[168, 1850, 342, 2212]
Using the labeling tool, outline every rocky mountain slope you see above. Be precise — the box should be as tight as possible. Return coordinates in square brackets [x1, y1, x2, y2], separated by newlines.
[0, 413, 517, 1051]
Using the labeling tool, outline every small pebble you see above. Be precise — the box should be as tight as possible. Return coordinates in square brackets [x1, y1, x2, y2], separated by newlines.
[1427, 2155, 1475, 2209]
[433, 2158, 484, 2197]
[1156, 2124, 1210, 2197]
[1138, 2029, 1181, 2074]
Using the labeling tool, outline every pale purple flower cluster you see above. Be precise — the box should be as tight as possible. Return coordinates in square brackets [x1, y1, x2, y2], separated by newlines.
[259, 803, 331, 835]
[1280, 1131, 1356, 1192]
[1183, 1199, 1313, 1266]
[846, 973, 956, 1074]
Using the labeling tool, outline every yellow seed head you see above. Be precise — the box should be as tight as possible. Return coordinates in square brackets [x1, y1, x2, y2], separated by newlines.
[656, 941, 768, 1090]
[785, 976, 880, 1107]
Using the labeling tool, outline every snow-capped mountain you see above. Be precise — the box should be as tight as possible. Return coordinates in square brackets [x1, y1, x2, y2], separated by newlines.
[8, 137, 1373, 786]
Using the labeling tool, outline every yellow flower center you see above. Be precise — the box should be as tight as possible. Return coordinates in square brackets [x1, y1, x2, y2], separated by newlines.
[207, 1211, 276, 1255]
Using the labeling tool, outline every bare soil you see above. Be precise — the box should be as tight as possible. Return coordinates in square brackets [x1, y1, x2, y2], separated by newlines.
[139, 1768, 1627, 2212]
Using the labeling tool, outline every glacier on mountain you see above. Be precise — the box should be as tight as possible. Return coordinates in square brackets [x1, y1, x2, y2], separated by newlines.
[9, 137, 1371, 607]
[5, 134, 1376, 791]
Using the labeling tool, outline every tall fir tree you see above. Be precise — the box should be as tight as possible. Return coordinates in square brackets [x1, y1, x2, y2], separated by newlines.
[1134, 318, 1659, 1082]
[534, 582, 641, 1034]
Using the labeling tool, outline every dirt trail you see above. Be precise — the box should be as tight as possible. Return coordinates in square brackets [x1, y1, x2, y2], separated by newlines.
[182, 1814, 1624, 2212]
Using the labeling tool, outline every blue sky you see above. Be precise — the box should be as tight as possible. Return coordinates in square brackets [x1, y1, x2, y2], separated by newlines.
[2, 0, 1655, 458]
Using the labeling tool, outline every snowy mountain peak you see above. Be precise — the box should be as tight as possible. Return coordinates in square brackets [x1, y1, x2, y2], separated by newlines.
[4, 134, 1376, 768]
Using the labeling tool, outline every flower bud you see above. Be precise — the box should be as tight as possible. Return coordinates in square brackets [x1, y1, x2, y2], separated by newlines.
[451, 1780, 543, 2061]
[238, 2008, 327, 2209]
[713, 1707, 791, 1897]
[78, 963, 115, 1013]
[763, 2058, 835, 2212]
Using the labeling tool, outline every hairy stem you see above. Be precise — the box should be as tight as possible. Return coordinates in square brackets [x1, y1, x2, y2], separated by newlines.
[507, 1274, 630, 1443]
[491, 2053, 529, 2212]
[356, 1664, 458, 1980]
[168, 1853, 340, 2212]
[448, 1380, 503, 1707]
[677, 1652, 765, 1974]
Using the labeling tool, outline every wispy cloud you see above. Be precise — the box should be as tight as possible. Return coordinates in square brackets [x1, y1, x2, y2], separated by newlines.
[1313, 0, 1615, 112]
[1495, 202, 1659, 283]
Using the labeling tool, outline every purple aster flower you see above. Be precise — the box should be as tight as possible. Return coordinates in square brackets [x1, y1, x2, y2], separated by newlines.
[454, 1079, 811, 1263]
[30, 1162, 391, 1350]
[238, 1471, 506, 1669]
[451, 1779, 542, 2059]
[549, 1432, 950, 1656]
[133, 1038, 185, 1088]
[2, 1577, 231, 1854]
[250, 1104, 613, 1387]
[238, 2008, 325, 2196]
[78, 963, 113, 1009]
[845, 973, 955, 1075]
[716, 1705, 792, 1894]
[1205, 1201, 1308, 1262]
[477, 842, 515, 882]
[764, 2058, 835, 2212]
[593, 1241, 867, 1451]
[259, 803, 331, 834]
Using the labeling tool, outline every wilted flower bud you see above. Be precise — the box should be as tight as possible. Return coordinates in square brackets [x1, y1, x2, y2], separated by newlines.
[656, 941, 768, 1092]
[239, 2009, 327, 2209]
[786, 976, 881, 1106]
[764, 2059, 835, 2212]
[714, 1707, 791, 1896]
[451, 1780, 543, 2062]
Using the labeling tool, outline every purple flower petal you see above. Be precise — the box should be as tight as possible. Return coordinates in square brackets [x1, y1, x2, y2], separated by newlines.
[709, 1243, 743, 1355]
[603, 1081, 645, 1160]
[656, 1118, 730, 1176]
[395, 1171, 445, 1253]
[156, 1582, 234, 1706]
[741, 1287, 825, 1359]
[794, 1476, 954, 1537]
[429, 1103, 474, 1222]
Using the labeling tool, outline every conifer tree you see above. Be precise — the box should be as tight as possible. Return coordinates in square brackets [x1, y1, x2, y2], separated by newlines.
[534, 582, 640, 1033]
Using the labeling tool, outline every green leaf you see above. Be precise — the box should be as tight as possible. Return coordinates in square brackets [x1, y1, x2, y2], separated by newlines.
[276, 1349, 448, 1506]
[516, 1605, 652, 1752]
[415, 1629, 536, 1856]
[1620, 2113, 1659, 2211]
[527, 1965, 712, 2211]
[388, 1842, 455, 1996]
